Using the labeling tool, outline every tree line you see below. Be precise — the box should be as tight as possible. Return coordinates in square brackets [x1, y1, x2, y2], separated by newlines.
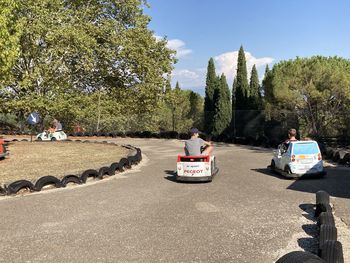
[203, 46, 350, 144]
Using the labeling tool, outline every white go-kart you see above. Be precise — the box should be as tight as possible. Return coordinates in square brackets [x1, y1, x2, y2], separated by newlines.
[36, 130, 67, 141]
[176, 155, 219, 182]
[269, 140, 326, 178]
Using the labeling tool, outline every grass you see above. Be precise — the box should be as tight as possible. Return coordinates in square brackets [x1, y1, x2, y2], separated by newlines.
[0, 141, 130, 185]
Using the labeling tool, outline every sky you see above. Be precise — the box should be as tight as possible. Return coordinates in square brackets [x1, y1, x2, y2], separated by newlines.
[144, 0, 350, 95]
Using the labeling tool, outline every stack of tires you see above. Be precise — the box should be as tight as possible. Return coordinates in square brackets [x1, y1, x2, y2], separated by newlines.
[276, 190, 344, 263]
[316, 191, 344, 263]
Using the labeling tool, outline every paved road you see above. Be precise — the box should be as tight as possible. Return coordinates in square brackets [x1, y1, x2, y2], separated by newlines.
[0, 138, 349, 262]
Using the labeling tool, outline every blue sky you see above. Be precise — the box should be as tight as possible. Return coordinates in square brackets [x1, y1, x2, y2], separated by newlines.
[144, 0, 350, 95]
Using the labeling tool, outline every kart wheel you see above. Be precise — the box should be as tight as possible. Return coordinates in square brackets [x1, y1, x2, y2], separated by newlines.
[284, 166, 292, 174]
[271, 160, 276, 169]
[276, 251, 325, 263]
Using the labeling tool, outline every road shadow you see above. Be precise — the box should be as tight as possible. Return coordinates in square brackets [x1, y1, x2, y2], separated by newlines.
[251, 168, 292, 180]
[287, 167, 350, 199]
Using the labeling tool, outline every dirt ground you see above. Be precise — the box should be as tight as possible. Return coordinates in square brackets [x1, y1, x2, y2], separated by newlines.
[0, 141, 130, 184]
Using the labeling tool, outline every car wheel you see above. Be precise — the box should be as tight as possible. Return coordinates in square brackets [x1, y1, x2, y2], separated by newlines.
[271, 160, 276, 169]
[51, 137, 57, 141]
[284, 166, 292, 174]
[37, 137, 42, 141]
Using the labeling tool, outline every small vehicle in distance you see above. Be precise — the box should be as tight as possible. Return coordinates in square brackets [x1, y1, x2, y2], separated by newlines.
[36, 130, 67, 141]
[176, 155, 219, 182]
[270, 140, 326, 178]
[0, 139, 8, 159]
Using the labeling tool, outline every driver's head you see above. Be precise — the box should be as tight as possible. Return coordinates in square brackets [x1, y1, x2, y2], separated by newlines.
[190, 128, 200, 137]
[288, 128, 297, 138]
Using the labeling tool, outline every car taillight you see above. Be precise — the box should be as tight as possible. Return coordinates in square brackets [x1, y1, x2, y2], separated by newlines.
[318, 153, 322, 160]
[291, 155, 295, 162]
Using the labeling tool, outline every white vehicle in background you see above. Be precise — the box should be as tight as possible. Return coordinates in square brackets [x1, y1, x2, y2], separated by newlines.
[176, 155, 219, 182]
[270, 140, 326, 178]
[36, 130, 67, 141]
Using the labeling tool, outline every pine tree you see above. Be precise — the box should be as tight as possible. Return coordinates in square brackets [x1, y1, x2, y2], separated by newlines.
[204, 58, 217, 134]
[249, 64, 260, 110]
[212, 74, 232, 136]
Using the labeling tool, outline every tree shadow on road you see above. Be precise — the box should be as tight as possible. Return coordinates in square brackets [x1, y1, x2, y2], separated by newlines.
[250, 168, 291, 180]
[287, 167, 350, 199]
[298, 203, 319, 254]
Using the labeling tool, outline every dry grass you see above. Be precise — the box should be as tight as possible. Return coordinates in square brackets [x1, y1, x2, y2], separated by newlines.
[0, 141, 130, 184]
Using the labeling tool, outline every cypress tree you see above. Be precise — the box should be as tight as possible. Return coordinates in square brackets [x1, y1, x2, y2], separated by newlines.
[175, 81, 180, 90]
[235, 46, 249, 136]
[212, 73, 232, 136]
[235, 46, 249, 110]
[249, 64, 260, 110]
[204, 58, 217, 134]
[231, 76, 237, 135]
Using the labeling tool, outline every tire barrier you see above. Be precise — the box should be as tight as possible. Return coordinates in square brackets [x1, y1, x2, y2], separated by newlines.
[276, 190, 344, 263]
[61, 175, 82, 186]
[98, 166, 111, 179]
[0, 140, 142, 196]
[80, 169, 99, 183]
[34, 176, 63, 191]
[7, 180, 34, 195]
[276, 251, 325, 263]
[319, 240, 344, 263]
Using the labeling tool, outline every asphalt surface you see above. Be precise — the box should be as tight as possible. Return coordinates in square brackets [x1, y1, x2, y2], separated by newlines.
[0, 138, 349, 263]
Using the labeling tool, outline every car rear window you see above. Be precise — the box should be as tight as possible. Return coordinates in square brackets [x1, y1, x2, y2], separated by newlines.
[293, 142, 320, 155]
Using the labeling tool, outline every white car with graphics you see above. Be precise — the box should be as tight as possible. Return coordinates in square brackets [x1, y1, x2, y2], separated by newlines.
[270, 140, 326, 178]
[176, 155, 218, 182]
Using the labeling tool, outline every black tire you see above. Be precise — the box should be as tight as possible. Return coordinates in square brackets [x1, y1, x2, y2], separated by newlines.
[7, 180, 34, 195]
[80, 169, 98, 183]
[109, 162, 120, 175]
[51, 137, 57, 141]
[0, 186, 8, 196]
[98, 167, 111, 179]
[34, 176, 62, 191]
[276, 251, 325, 263]
[319, 225, 337, 250]
[271, 160, 276, 169]
[61, 175, 82, 186]
[316, 190, 330, 206]
[318, 212, 335, 227]
[127, 155, 138, 165]
[319, 240, 344, 263]
[21, 139, 28, 142]
[119, 158, 131, 171]
[284, 165, 292, 174]
[332, 151, 340, 162]
[36, 137, 42, 141]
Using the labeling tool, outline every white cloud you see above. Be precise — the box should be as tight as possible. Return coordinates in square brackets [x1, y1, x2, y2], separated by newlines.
[155, 36, 192, 59]
[171, 69, 204, 89]
[214, 51, 274, 84]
